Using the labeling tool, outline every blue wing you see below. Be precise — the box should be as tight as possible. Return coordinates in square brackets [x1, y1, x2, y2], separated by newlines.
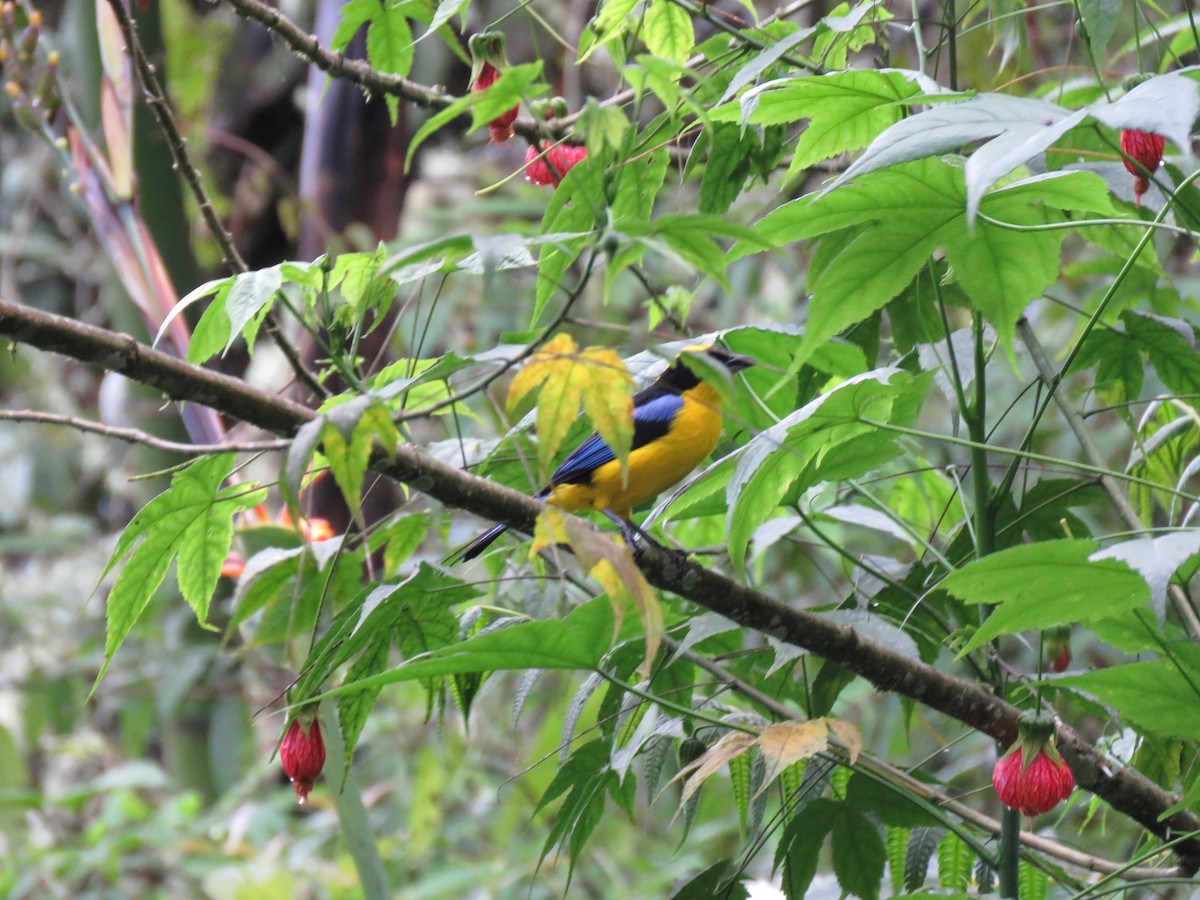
[550, 392, 684, 487]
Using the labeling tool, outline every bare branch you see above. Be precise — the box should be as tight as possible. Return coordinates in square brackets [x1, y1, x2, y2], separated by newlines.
[0, 409, 290, 454]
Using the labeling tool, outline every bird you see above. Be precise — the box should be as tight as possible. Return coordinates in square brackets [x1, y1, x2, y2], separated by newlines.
[447, 344, 755, 563]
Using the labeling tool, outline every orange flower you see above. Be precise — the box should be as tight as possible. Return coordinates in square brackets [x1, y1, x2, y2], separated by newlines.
[220, 504, 336, 579]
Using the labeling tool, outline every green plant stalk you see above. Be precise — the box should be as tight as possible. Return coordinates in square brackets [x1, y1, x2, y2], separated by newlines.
[999, 804, 1021, 897]
[322, 709, 391, 900]
[961, 308, 1018, 896]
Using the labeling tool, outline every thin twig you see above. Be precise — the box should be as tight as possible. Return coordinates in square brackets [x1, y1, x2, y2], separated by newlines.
[0, 409, 290, 454]
[1017, 317, 1200, 637]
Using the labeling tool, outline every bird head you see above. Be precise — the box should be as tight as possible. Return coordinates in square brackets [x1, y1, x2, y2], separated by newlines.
[691, 344, 755, 373]
[657, 343, 755, 393]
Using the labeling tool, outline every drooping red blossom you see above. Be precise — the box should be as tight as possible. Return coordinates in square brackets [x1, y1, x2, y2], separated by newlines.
[469, 33, 518, 143]
[992, 710, 1073, 817]
[524, 143, 588, 187]
[993, 747, 1074, 816]
[1120, 129, 1165, 205]
[280, 716, 326, 805]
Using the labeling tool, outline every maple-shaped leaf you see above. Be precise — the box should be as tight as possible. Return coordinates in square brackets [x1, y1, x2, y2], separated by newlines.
[674, 731, 758, 806]
[507, 333, 634, 479]
[531, 509, 663, 676]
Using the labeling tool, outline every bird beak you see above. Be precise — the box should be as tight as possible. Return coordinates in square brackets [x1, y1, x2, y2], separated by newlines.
[723, 353, 756, 372]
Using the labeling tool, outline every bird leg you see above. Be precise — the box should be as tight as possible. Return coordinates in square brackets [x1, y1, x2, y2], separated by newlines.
[601, 509, 688, 567]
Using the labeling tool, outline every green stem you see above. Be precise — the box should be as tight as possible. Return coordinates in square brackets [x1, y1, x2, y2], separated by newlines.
[322, 709, 391, 900]
[968, 314, 995, 558]
[999, 804, 1022, 897]
[945, 0, 958, 91]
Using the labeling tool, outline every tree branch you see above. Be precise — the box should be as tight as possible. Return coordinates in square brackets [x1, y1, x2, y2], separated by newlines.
[1, 294, 1197, 871]
[0, 410, 290, 454]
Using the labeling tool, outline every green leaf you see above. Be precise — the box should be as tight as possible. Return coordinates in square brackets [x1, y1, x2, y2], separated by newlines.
[749, 160, 1105, 366]
[942, 541, 1151, 654]
[1124, 311, 1200, 395]
[323, 596, 616, 700]
[846, 772, 935, 828]
[223, 265, 281, 354]
[330, 0, 376, 53]
[643, 0, 693, 65]
[416, 0, 467, 45]
[905, 826, 944, 891]
[579, 97, 630, 158]
[367, 0, 415, 122]
[712, 70, 927, 177]
[1072, 328, 1144, 403]
[337, 637, 389, 781]
[534, 160, 603, 324]
[831, 807, 885, 900]
[698, 124, 754, 215]
[1055, 660, 1200, 741]
[187, 280, 233, 364]
[775, 798, 834, 898]
[468, 62, 544, 131]
[669, 862, 749, 899]
[320, 396, 400, 515]
[726, 369, 929, 573]
[1077, 0, 1121, 55]
[94, 454, 264, 689]
[937, 831, 972, 891]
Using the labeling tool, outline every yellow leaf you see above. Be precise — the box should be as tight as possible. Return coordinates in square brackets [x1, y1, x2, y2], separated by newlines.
[506, 333, 577, 413]
[579, 347, 634, 485]
[505, 335, 634, 481]
[826, 717, 863, 766]
[754, 720, 830, 799]
[535, 357, 585, 474]
[562, 515, 662, 678]
[673, 732, 757, 806]
[530, 507, 570, 558]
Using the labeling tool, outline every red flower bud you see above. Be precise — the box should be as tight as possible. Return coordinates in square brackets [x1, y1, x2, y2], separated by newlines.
[470, 40, 518, 143]
[1119, 129, 1165, 205]
[993, 746, 1074, 816]
[280, 716, 325, 805]
[1051, 645, 1071, 673]
[1044, 623, 1071, 673]
[524, 143, 588, 187]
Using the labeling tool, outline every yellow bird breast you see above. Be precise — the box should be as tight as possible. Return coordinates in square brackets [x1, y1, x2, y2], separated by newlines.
[546, 383, 724, 519]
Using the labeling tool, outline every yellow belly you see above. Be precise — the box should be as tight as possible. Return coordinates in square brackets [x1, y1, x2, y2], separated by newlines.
[546, 383, 724, 519]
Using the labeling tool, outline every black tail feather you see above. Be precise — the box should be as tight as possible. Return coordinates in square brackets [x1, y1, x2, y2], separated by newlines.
[445, 522, 510, 564]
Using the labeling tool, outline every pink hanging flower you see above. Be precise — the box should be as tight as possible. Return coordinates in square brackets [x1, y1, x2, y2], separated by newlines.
[992, 710, 1074, 817]
[1119, 129, 1165, 205]
[469, 33, 518, 143]
[524, 143, 588, 187]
